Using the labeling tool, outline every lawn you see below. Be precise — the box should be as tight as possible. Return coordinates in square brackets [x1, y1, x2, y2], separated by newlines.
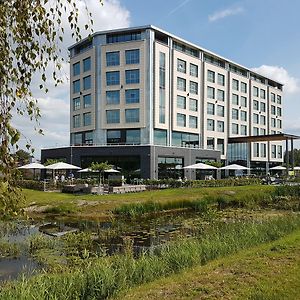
[22, 185, 274, 219]
[116, 228, 300, 300]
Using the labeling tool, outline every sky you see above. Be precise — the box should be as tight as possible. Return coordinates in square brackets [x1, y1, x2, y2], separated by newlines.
[13, 0, 300, 158]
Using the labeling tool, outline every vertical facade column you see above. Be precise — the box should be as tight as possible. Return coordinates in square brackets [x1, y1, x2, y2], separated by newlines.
[291, 138, 294, 175]
[286, 139, 289, 177]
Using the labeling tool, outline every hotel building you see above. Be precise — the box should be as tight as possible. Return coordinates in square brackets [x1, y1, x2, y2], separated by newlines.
[41, 25, 285, 179]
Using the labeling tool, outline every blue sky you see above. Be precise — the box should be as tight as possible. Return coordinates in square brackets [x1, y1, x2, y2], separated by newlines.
[14, 0, 300, 157]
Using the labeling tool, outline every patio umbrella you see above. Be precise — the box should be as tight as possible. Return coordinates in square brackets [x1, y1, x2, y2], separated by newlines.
[18, 162, 45, 170]
[293, 166, 300, 170]
[104, 168, 120, 173]
[219, 164, 249, 170]
[269, 166, 286, 170]
[183, 162, 218, 170]
[18, 162, 46, 179]
[45, 162, 81, 170]
[77, 168, 94, 173]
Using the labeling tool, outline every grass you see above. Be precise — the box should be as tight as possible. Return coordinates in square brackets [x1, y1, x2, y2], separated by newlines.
[1, 214, 300, 299]
[22, 185, 275, 219]
[117, 226, 300, 300]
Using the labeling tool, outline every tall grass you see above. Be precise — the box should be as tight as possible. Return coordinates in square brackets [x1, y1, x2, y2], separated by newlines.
[1, 215, 300, 299]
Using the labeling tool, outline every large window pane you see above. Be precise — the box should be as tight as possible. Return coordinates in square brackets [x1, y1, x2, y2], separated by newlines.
[125, 69, 140, 84]
[207, 70, 215, 83]
[125, 108, 140, 123]
[83, 57, 91, 72]
[189, 116, 197, 128]
[177, 113, 186, 127]
[73, 80, 80, 93]
[73, 115, 80, 128]
[106, 110, 120, 123]
[177, 95, 186, 109]
[126, 129, 140, 144]
[190, 63, 198, 77]
[83, 76, 91, 90]
[83, 112, 92, 126]
[177, 59, 186, 73]
[207, 102, 215, 115]
[106, 71, 120, 85]
[189, 98, 198, 111]
[177, 77, 186, 91]
[207, 86, 215, 99]
[106, 91, 120, 105]
[73, 62, 80, 76]
[83, 94, 91, 108]
[190, 81, 198, 95]
[106, 51, 120, 66]
[125, 89, 140, 104]
[73, 97, 80, 111]
[125, 49, 140, 64]
[207, 119, 215, 131]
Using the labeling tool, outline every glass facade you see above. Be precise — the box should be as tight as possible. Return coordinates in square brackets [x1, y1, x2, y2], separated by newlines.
[126, 129, 140, 144]
[154, 129, 167, 146]
[172, 131, 199, 147]
[107, 129, 140, 144]
[106, 90, 120, 105]
[177, 113, 186, 127]
[73, 62, 80, 76]
[158, 157, 183, 179]
[83, 76, 91, 90]
[125, 69, 140, 84]
[83, 94, 91, 108]
[177, 95, 186, 109]
[83, 112, 91, 126]
[73, 97, 80, 111]
[73, 80, 80, 93]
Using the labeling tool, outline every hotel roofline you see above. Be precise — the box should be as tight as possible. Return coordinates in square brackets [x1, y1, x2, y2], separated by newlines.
[68, 24, 284, 87]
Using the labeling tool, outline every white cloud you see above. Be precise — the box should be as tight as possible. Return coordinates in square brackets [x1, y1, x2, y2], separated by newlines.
[12, 0, 131, 158]
[208, 6, 244, 22]
[252, 65, 300, 94]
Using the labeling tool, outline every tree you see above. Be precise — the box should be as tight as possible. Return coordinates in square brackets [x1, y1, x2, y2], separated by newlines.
[90, 162, 111, 194]
[0, 0, 102, 216]
[13, 149, 33, 166]
[284, 148, 300, 166]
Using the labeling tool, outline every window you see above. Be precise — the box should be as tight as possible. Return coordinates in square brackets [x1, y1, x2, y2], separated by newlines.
[125, 69, 140, 84]
[177, 59, 186, 73]
[241, 125, 247, 135]
[207, 86, 215, 99]
[177, 113, 186, 127]
[125, 89, 139, 104]
[177, 95, 186, 109]
[217, 121, 224, 132]
[253, 86, 259, 97]
[232, 94, 239, 105]
[253, 127, 259, 136]
[83, 57, 91, 72]
[271, 93, 275, 102]
[73, 62, 80, 76]
[207, 70, 215, 83]
[126, 129, 141, 144]
[277, 107, 282, 116]
[232, 123, 239, 134]
[107, 130, 121, 144]
[217, 139, 224, 155]
[106, 51, 120, 66]
[260, 102, 266, 112]
[190, 81, 198, 95]
[125, 49, 140, 64]
[83, 94, 91, 108]
[177, 77, 186, 91]
[159, 52, 166, 124]
[106, 91, 120, 105]
[217, 73, 225, 86]
[277, 95, 282, 104]
[217, 89, 225, 101]
[83, 76, 91, 90]
[260, 89, 266, 99]
[232, 108, 239, 120]
[73, 133, 82, 145]
[261, 143, 266, 158]
[207, 102, 215, 115]
[271, 145, 276, 158]
[154, 129, 167, 146]
[106, 71, 120, 85]
[253, 113, 259, 124]
[254, 143, 259, 157]
[253, 100, 259, 110]
[83, 112, 91, 126]
[207, 137, 214, 149]
[240, 96, 247, 107]
[125, 108, 140, 123]
[73, 115, 80, 128]
[240, 110, 247, 121]
[189, 116, 198, 128]
[278, 145, 282, 158]
[260, 115, 266, 125]
[73, 97, 80, 111]
[73, 80, 80, 93]
[190, 63, 198, 77]
[107, 32, 141, 44]
[232, 79, 239, 91]
[217, 105, 224, 117]
[189, 98, 198, 111]
[84, 132, 93, 144]
[271, 118, 276, 127]
[277, 119, 282, 129]
[207, 119, 215, 131]
[260, 128, 266, 135]
[241, 82, 247, 93]
[106, 109, 120, 123]
[271, 105, 276, 115]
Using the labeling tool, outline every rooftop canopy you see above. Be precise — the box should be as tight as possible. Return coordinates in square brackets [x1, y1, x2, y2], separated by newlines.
[228, 133, 300, 144]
